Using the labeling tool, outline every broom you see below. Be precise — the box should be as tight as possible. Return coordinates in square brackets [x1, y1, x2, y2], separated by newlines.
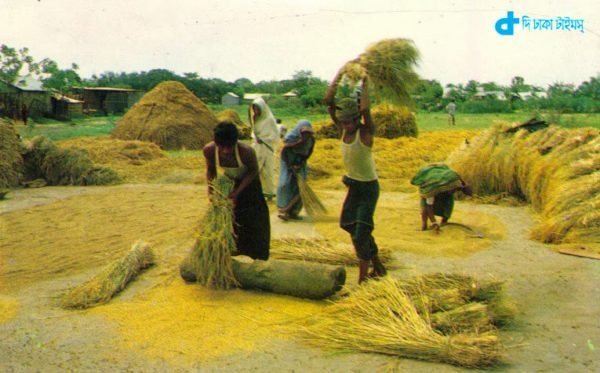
[61, 240, 154, 309]
[189, 175, 239, 290]
[293, 169, 327, 217]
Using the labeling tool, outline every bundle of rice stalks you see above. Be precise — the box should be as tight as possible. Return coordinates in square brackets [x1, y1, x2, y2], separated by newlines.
[430, 303, 493, 335]
[295, 171, 327, 217]
[22, 136, 121, 186]
[61, 240, 155, 309]
[336, 38, 420, 104]
[113, 81, 218, 150]
[270, 237, 393, 266]
[448, 123, 599, 245]
[371, 102, 418, 138]
[0, 119, 23, 190]
[216, 109, 251, 139]
[304, 277, 501, 368]
[189, 175, 239, 290]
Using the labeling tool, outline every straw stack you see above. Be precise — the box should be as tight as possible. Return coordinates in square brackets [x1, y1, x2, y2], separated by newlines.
[61, 240, 154, 309]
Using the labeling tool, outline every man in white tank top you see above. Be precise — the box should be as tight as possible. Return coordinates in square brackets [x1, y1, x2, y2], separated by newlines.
[325, 78, 387, 284]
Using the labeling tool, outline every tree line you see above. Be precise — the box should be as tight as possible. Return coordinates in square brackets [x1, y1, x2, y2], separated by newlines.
[1, 44, 598, 113]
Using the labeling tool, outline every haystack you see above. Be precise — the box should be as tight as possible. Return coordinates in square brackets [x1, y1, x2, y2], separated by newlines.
[22, 136, 121, 186]
[447, 123, 599, 246]
[0, 119, 23, 192]
[216, 109, 251, 139]
[113, 81, 217, 150]
[61, 240, 155, 309]
[372, 102, 418, 138]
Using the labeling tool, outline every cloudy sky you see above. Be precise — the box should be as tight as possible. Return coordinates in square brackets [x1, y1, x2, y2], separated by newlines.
[1, 0, 599, 88]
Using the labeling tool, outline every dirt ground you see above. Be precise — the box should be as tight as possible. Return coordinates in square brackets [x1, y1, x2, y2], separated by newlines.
[1, 185, 599, 372]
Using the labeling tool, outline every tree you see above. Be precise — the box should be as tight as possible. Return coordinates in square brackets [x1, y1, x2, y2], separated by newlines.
[40, 61, 82, 93]
[0, 45, 39, 82]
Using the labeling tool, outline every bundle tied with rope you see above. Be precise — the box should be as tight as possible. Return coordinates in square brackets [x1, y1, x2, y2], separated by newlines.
[189, 175, 239, 290]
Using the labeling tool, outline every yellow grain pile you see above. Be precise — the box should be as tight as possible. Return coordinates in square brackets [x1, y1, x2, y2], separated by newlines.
[216, 108, 251, 139]
[371, 102, 418, 138]
[309, 130, 479, 192]
[0, 296, 19, 324]
[0, 119, 23, 191]
[448, 123, 599, 246]
[112, 81, 217, 150]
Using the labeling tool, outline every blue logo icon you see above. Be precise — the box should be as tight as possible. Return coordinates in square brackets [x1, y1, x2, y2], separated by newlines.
[495, 11, 520, 35]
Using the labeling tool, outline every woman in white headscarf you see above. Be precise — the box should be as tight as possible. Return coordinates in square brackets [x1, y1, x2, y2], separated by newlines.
[249, 97, 279, 200]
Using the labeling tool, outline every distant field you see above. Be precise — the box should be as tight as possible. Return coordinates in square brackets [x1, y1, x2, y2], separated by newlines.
[16, 109, 599, 142]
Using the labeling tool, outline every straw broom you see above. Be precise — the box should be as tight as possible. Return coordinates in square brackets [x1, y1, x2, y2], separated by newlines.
[61, 240, 154, 309]
[293, 169, 327, 217]
[189, 175, 239, 290]
[270, 237, 392, 266]
[304, 277, 501, 368]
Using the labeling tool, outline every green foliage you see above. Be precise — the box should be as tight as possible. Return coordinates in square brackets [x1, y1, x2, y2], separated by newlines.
[460, 98, 513, 114]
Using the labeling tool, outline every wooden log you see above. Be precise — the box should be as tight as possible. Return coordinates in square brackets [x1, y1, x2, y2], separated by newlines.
[180, 255, 346, 300]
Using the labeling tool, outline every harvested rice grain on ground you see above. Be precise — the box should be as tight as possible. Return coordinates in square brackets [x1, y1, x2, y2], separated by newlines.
[113, 81, 217, 150]
[0, 297, 19, 324]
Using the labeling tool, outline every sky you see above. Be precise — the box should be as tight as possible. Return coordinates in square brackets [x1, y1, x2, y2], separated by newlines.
[1, 0, 599, 88]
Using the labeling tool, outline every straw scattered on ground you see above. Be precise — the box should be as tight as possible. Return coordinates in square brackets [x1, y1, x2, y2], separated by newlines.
[448, 123, 599, 249]
[271, 237, 393, 266]
[113, 81, 217, 150]
[61, 240, 155, 309]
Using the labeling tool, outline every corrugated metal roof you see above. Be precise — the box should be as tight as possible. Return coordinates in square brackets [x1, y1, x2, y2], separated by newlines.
[223, 92, 239, 98]
[13, 76, 46, 91]
[53, 94, 84, 103]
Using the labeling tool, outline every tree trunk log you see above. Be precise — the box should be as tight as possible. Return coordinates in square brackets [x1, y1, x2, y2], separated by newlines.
[180, 255, 346, 300]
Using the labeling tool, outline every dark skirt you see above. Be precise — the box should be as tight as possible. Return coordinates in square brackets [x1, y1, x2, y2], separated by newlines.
[234, 177, 270, 260]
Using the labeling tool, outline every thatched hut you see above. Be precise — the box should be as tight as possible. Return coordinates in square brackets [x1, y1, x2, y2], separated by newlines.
[112, 81, 217, 150]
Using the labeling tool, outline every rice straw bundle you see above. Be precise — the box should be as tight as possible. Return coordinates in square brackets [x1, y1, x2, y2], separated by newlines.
[448, 123, 599, 246]
[295, 170, 327, 217]
[0, 119, 23, 191]
[61, 240, 154, 309]
[430, 303, 493, 335]
[337, 38, 420, 103]
[305, 277, 501, 368]
[190, 175, 239, 289]
[270, 237, 392, 266]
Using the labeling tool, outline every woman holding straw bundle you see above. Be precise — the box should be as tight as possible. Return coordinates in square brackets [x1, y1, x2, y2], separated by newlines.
[324, 78, 387, 284]
[249, 97, 279, 201]
[203, 121, 270, 260]
[276, 120, 316, 221]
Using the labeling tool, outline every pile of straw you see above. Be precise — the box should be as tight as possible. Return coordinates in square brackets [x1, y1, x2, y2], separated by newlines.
[189, 175, 239, 289]
[371, 102, 418, 138]
[314, 119, 340, 139]
[305, 276, 502, 368]
[58, 137, 166, 165]
[216, 109, 251, 139]
[61, 240, 155, 309]
[448, 123, 599, 246]
[112, 81, 217, 150]
[271, 237, 393, 266]
[337, 38, 420, 104]
[22, 136, 121, 186]
[0, 119, 23, 191]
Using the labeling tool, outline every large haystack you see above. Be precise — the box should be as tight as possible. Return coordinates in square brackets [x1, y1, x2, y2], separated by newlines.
[216, 109, 251, 139]
[113, 81, 217, 150]
[448, 123, 599, 246]
[372, 102, 418, 138]
[0, 119, 23, 191]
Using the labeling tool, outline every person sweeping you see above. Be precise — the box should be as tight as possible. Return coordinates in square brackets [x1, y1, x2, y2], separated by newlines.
[324, 78, 387, 284]
[203, 121, 270, 260]
[249, 97, 279, 201]
[410, 164, 472, 232]
[276, 120, 316, 221]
